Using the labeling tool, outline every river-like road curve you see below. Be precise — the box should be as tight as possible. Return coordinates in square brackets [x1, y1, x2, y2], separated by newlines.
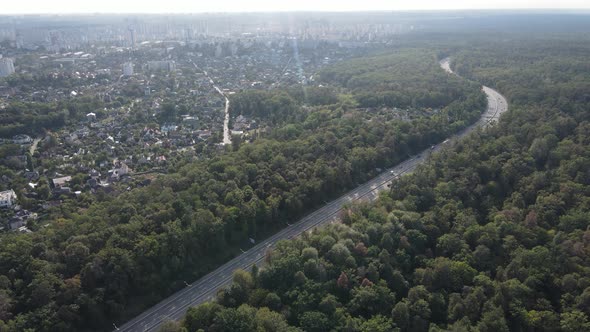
[115, 57, 508, 332]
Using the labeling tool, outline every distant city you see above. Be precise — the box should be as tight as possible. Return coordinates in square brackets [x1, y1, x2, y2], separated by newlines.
[0, 13, 417, 52]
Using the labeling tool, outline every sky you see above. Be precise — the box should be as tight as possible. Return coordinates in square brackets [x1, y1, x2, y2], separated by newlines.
[2, 0, 589, 14]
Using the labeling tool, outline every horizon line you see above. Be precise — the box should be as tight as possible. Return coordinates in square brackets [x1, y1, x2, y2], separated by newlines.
[1, 8, 590, 16]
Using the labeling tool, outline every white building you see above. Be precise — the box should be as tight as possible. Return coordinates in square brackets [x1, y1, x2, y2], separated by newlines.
[148, 61, 176, 72]
[12, 134, 32, 145]
[52, 176, 72, 188]
[0, 189, 17, 208]
[123, 62, 134, 76]
[0, 57, 15, 77]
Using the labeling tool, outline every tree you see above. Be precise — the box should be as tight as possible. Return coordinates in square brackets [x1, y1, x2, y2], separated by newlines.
[157, 320, 184, 332]
[477, 306, 509, 332]
[319, 294, 340, 315]
[359, 315, 395, 332]
[328, 243, 351, 266]
[301, 247, 319, 261]
[254, 307, 294, 332]
[183, 302, 223, 331]
[232, 269, 254, 290]
[560, 310, 590, 332]
[526, 310, 559, 331]
[263, 293, 282, 312]
[65, 242, 90, 273]
[348, 282, 395, 318]
[0, 290, 13, 322]
[298, 311, 332, 332]
[212, 304, 257, 332]
[392, 301, 410, 330]
[337, 272, 349, 290]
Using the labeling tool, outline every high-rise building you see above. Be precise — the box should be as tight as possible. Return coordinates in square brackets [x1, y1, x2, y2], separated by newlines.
[0, 57, 15, 77]
[123, 62, 134, 76]
[49, 31, 61, 53]
[147, 61, 176, 72]
[15, 33, 24, 49]
[128, 28, 136, 48]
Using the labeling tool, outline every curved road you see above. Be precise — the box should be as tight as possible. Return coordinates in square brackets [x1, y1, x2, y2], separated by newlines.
[115, 58, 508, 332]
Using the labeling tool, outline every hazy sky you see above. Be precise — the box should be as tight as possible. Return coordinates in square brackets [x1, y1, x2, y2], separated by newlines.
[2, 0, 589, 14]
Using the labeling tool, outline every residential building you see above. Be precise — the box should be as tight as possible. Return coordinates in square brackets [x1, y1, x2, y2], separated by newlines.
[52, 176, 72, 188]
[0, 189, 17, 208]
[148, 60, 176, 72]
[128, 28, 136, 48]
[123, 62, 134, 76]
[0, 57, 15, 77]
[12, 134, 32, 145]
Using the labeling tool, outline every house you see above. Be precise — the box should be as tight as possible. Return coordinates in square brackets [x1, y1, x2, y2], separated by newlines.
[42, 200, 61, 210]
[109, 162, 131, 182]
[75, 127, 90, 137]
[87, 178, 99, 188]
[52, 176, 72, 188]
[233, 117, 248, 131]
[161, 124, 178, 133]
[113, 162, 130, 176]
[24, 171, 40, 181]
[231, 130, 244, 136]
[0, 189, 17, 208]
[12, 134, 33, 145]
[89, 169, 101, 179]
[9, 210, 37, 230]
[196, 130, 212, 140]
[9, 219, 25, 230]
[54, 187, 72, 196]
[17, 226, 32, 233]
[182, 116, 199, 128]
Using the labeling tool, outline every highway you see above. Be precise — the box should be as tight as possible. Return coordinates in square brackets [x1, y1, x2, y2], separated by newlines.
[115, 58, 508, 332]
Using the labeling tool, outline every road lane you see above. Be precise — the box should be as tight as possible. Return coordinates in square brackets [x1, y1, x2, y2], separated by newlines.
[116, 58, 508, 332]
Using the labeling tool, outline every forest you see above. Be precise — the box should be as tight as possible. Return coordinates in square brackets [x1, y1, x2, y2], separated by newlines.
[0, 49, 485, 331]
[167, 36, 590, 331]
[0, 97, 105, 138]
[229, 50, 481, 125]
[317, 50, 471, 110]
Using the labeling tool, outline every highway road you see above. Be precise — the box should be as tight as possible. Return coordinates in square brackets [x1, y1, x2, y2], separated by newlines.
[115, 58, 508, 332]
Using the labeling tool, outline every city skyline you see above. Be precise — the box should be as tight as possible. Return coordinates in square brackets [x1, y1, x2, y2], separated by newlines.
[1, 0, 590, 14]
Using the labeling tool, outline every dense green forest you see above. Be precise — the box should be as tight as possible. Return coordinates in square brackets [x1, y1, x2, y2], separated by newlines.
[0, 97, 106, 138]
[0, 49, 485, 331]
[169, 37, 590, 331]
[317, 50, 471, 110]
[230, 50, 482, 126]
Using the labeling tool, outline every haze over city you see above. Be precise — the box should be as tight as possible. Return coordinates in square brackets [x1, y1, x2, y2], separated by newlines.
[2, 0, 590, 14]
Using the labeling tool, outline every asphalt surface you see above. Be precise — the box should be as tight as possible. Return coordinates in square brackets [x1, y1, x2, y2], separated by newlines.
[192, 63, 231, 145]
[115, 58, 508, 332]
